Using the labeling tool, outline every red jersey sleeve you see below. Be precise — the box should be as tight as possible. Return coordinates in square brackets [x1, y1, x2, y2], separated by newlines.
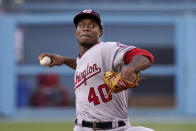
[123, 48, 154, 64]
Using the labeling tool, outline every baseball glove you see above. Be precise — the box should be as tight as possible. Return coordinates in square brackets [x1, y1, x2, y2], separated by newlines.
[103, 71, 141, 93]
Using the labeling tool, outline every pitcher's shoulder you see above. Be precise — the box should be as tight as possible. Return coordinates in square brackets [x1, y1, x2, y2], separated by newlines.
[96, 42, 136, 49]
[95, 42, 118, 48]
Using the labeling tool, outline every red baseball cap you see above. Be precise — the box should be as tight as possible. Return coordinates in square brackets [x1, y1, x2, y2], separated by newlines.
[73, 9, 102, 30]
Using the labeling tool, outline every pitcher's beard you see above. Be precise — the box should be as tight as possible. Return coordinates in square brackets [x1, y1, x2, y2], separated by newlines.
[80, 42, 95, 49]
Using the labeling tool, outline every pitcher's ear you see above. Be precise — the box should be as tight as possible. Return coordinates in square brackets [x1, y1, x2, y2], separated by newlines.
[99, 30, 103, 38]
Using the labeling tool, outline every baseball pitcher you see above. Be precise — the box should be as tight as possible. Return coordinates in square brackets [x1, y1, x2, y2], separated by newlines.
[39, 9, 154, 131]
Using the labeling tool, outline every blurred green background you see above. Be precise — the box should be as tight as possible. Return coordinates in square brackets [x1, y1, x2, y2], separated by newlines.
[0, 122, 196, 131]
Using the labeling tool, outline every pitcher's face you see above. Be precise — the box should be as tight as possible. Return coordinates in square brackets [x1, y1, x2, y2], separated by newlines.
[75, 18, 102, 48]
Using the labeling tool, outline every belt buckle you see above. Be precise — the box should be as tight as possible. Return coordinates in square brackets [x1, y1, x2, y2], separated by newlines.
[93, 120, 101, 130]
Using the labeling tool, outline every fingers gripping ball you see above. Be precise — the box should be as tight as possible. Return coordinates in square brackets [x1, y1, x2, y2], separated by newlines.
[103, 71, 141, 93]
[40, 56, 52, 66]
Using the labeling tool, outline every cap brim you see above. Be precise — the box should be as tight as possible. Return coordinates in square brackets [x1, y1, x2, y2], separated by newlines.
[74, 13, 102, 29]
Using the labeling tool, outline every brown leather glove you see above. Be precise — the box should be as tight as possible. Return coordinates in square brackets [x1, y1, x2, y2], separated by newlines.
[103, 71, 141, 93]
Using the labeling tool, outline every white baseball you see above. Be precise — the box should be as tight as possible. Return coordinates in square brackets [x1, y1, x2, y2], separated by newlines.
[40, 56, 52, 66]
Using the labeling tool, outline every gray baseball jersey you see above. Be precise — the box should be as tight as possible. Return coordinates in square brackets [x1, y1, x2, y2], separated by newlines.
[74, 42, 135, 122]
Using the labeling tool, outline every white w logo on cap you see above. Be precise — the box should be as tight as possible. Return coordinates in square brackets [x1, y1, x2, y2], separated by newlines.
[83, 9, 92, 13]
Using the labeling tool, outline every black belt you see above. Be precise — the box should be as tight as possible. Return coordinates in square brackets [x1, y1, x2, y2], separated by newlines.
[75, 119, 126, 130]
